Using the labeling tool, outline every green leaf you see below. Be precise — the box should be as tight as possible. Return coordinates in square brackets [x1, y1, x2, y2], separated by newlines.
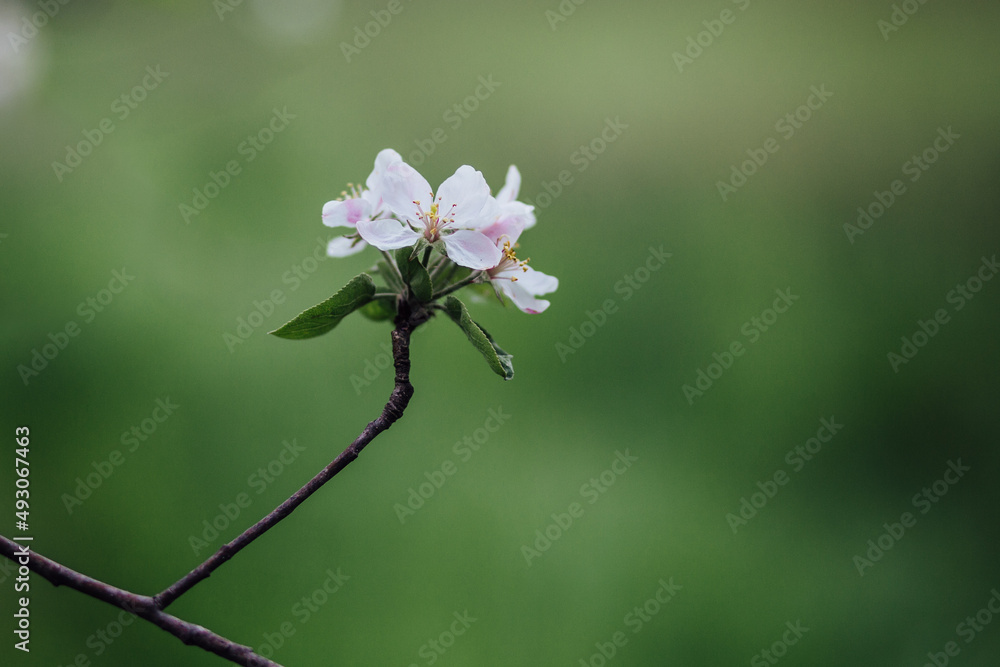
[359, 298, 397, 322]
[394, 246, 415, 280]
[394, 246, 433, 302]
[443, 296, 515, 380]
[269, 273, 375, 340]
[409, 263, 433, 302]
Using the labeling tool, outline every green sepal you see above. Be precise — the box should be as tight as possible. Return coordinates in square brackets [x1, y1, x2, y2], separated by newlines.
[408, 237, 431, 262]
[269, 273, 375, 340]
[430, 239, 447, 257]
[359, 298, 397, 322]
[443, 296, 515, 380]
[375, 260, 404, 294]
[395, 246, 433, 302]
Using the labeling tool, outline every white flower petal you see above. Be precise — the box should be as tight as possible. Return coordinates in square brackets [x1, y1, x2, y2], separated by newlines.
[442, 229, 503, 270]
[517, 265, 558, 296]
[366, 148, 403, 191]
[322, 197, 371, 228]
[499, 280, 551, 314]
[362, 187, 387, 217]
[436, 165, 491, 228]
[356, 219, 421, 250]
[497, 165, 521, 203]
[480, 217, 525, 247]
[327, 236, 367, 257]
[496, 200, 535, 233]
[379, 156, 433, 221]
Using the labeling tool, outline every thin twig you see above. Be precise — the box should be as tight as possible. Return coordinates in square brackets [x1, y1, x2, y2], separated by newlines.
[0, 535, 281, 667]
[156, 312, 420, 608]
[428, 256, 451, 282]
[432, 270, 484, 300]
[0, 313, 426, 666]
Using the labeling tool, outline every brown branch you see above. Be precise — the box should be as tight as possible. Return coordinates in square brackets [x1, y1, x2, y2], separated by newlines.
[0, 535, 280, 667]
[156, 310, 420, 608]
[0, 311, 426, 666]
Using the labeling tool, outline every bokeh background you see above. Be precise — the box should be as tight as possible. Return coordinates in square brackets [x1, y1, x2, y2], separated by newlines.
[2, 1, 999, 665]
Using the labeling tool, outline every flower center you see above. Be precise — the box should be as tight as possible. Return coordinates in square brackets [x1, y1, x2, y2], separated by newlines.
[338, 182, 363, 201]
[413, 198, 457, 242]
[494, 238, 529, 281]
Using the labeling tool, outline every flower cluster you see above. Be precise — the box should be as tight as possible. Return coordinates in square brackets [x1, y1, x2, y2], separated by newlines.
[322, 149, 557, 314]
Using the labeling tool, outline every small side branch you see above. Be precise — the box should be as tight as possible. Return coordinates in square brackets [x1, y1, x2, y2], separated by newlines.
[0, 314, 425, 667]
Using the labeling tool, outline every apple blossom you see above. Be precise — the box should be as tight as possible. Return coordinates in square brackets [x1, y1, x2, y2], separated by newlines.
[322, 149, 399, 257]
[483, 217, 558, 315]
[357, 152, 502, 270]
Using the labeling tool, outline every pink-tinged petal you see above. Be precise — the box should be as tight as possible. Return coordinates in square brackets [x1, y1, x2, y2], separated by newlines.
[356, 219, 421, 250]
[499, 280, 551, 314]
[479, 196, 501, 226]
[517, 266, 558, 296]
[327, 236, 367, 257]
[442, 229, 503, 270]
[435, 165, 491, 227]
[480, 216, 525, 247]
[378, 157, 433, 221]
[514, 201, 537, 230]
[366, 149, 403, 191]
[322, 197, 371, 229]
[496, 200, 535, 233]
[497, 165, 521, 203]
[362, 187, 386, 218]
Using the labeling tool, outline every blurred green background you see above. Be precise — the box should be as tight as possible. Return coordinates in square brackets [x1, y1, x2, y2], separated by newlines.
[2, 0, 999, 665]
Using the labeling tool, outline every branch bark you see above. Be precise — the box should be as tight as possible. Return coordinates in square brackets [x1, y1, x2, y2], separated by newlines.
[0, 535, 279, 666]
[1, 312, 425, 666]
[156, 312, 418, 608]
